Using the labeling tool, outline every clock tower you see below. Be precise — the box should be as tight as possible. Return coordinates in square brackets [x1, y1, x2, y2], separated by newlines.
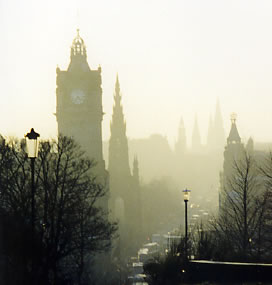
[56, 30, 107, 204]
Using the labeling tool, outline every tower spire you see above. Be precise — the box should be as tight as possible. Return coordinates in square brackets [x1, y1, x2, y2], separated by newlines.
[114, 74, 121, 107]
[108, 74, 130, 176]
[110, 74, 126, 135]
[115, 73, 120, 93]
[108, 75, 143, 251]
[68, 30, 90, 72]
[227, 113, 241, 144]
[70, 29, 86, 57]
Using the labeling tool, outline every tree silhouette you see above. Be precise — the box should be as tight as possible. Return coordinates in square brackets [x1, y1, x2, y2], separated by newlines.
[0, 136, 117, 284]
[214, 152, 268, 261]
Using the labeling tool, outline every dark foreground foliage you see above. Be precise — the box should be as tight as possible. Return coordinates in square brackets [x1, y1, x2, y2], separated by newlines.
[0, 136, 117, 284]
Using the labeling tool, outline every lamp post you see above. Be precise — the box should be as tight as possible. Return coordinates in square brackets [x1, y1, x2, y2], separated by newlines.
[25, 128, 40, 236]
[183, 188, 191, 261]
[25, 128, 40, 284]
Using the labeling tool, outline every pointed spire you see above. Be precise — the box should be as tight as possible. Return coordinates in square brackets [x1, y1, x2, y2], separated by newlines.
[111, 74, 124, 125]
[115, 74, 120, 94]
[192, 114, 201, 151]
[179, 117, 185, 132]
[175, 116, 186, 155]
[113, 74, 123, 109]
[108, 74, 131, 176]
[227, 113, 241, 145]
[114, 73, 122, 107]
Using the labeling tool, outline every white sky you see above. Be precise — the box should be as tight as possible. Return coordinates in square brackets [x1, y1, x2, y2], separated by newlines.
[1, 0, 272, 147]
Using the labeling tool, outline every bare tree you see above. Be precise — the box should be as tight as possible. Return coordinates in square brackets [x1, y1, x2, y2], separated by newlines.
[258, 152, 272, 257]
[0, 136, 117, 284]
[215, 152, 268, 261]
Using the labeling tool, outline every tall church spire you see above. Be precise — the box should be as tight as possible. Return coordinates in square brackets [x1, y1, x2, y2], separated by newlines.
[115, 73, 120, 95]
[108, 74, 130, 177]
[192, 114, 201, 151]
[108, 75, 143, 254]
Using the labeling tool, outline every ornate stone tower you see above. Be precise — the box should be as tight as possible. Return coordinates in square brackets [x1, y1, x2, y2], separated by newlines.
[220, 113, 244, 210]
[55, 30, 108, 207]
[108, 75, 131, 179]
[108, 75, 142, 254]
[56, 30, 104, 163]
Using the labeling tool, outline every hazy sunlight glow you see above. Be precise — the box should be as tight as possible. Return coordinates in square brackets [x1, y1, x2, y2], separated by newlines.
[1, 0, 272, 147]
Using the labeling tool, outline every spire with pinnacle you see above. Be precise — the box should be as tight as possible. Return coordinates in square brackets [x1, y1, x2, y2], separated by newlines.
[108, 74, 130, 177]
[68, 29, 90, 72]
[71, 29, 86, 57]
[110, 74, 126, 137]
[227, 113, 241, 145]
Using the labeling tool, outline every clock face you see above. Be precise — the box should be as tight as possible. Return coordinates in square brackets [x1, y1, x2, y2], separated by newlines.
[70, 89, 85, 104]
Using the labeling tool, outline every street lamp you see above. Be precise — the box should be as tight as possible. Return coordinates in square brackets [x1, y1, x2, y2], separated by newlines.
[25, 128, 40, 232]
[183, 188, 191, 261]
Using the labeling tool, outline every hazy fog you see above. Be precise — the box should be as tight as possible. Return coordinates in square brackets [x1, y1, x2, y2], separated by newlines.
[1, 0, 272, 145]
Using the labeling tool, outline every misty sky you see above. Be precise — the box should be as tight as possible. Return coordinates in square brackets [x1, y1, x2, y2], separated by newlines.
[1, 0, 272, 147]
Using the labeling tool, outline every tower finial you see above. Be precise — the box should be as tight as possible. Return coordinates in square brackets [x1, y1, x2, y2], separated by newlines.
[227, 112, 241, 144]
[115, 73, 120, 96]
[71, 29, 86, 58]
[231, 112, 237, 124]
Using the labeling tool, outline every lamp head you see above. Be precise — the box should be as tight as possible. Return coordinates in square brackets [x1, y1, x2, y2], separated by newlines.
[183, 189, 191, 202]
[25, 128, 40, 158]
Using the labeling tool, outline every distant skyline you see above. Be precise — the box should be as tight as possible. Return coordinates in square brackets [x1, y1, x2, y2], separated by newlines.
[1, 0, 272, 147]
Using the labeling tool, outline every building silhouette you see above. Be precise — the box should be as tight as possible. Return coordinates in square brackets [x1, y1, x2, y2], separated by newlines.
[220, 113, 244, 210]
[206, 99, 225, 153]
[108, 75, 142, 255]
[55, 30, 108, 209]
